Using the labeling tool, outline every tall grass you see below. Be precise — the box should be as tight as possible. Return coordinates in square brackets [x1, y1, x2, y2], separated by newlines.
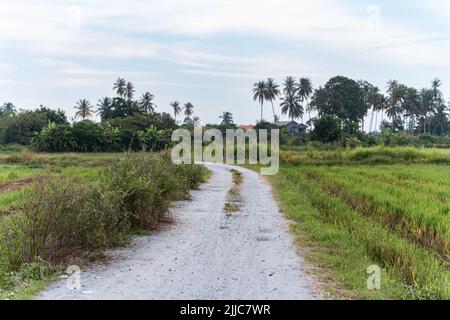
[0, 152, 207, 293]
[305, 169, 449, 257]
[278, 165, 449, 299]
[281, 146, 450, 166]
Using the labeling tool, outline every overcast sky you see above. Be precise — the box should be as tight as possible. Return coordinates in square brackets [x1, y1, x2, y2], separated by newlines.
[1, 0, 449, 125]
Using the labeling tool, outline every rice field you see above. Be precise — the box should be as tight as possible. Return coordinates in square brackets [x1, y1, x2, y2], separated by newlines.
[269, 148, 449, 300]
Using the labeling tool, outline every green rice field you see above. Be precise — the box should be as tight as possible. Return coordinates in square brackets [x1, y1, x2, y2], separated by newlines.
[268, 147, 449, 300]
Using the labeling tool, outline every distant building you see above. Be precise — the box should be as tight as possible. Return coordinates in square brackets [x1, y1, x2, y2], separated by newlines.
[239, 125, 255, 131]
[277, 121, 307, 136]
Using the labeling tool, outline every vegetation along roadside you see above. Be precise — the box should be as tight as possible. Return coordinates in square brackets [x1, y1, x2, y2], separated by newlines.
[0, 152, 208, 299]
[250, 148, 449, 300]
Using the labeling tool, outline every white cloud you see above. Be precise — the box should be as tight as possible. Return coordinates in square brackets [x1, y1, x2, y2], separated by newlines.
[181, 69, 259, 79]
[1, 0, 449, 119]
[2, 0, 448, 67]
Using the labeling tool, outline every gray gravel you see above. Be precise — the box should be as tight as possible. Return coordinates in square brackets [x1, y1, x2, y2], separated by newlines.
[38, 164, 314, 300]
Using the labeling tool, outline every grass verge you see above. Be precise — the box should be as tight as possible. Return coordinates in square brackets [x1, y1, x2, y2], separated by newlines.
[0, 152, 208, 299]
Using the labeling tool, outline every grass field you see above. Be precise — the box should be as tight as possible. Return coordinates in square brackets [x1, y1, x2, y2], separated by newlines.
[0, 150, 207, 299]
[267, 147, 449, 300]
[1, 146, 448, 300]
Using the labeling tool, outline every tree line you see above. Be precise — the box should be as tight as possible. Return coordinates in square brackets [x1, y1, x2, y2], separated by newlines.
[0, 78, 200, 152]
[252, 76, 449, 137]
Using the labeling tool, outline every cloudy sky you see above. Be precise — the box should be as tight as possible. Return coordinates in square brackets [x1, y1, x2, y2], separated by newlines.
[0, 0, 449, 124]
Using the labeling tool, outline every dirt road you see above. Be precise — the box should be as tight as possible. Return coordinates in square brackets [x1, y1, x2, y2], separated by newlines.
[38, 164, 314, 300]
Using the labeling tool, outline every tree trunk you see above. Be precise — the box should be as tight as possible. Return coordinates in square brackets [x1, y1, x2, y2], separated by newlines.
[271, 101, 275, 123]
[369, 106, 375, 133]
[423, 115, 427, 134]
[261, 102, 263, 121]
[374, 111, 378, 132]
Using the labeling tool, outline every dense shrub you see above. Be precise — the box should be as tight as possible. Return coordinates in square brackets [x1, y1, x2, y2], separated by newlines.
[378, 132, 450, 148]
[311, 115, 342, 143]
[0, 178, 128, 272]
[32, 121, 172, 153]
[0, 107, 68, 146]
[0, 153, 207, 289]
[104, 153, 205, 229]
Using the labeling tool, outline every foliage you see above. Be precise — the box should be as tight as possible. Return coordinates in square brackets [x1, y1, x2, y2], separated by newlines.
[0, 153, 208, 292]
[310, 115, 342, 143]
[0, 106, 69, 146]
[219, 111, 234, 125]
[0, 111, 48, 145]
[32, 113, 175, 153]
[74, 99, 93, 120]
[0, 103, 16, 118]
[311, 76, 366, 125]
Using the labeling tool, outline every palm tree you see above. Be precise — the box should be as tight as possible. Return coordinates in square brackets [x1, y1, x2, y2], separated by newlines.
[96, 97, 112, 118]
[280, 92, 303, 128]
[220, 111, 234, 125]
[283, 76, 297, 96]
[75, 99, 93, 120]
[253, 81, 266, 121]
[298, 78, 313, 123]
[430, 78, 443, 123]
[386, 80, 407, 128]
[403, 87, 421, 134]
[369, 92, 386, 133]
[139, 92, 155, 114]
[420, 88, 434, 134]
[0, 102, 16, 118]
[434, 100, 448, 135]
[264, 78, 280, 122]
[113, 78, 127, 97]
[125, 82, 135, 100]
[193, 116, 200, 125]
[171, 101, 182, 122]
[431, 78, 443, 101]
[184, 102, 194, 118]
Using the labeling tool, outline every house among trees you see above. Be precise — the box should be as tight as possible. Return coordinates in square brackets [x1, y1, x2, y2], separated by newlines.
[277, 121, 307, 136]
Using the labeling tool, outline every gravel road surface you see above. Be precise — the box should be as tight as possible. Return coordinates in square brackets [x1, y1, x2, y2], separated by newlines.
[38, 164, 314, 300]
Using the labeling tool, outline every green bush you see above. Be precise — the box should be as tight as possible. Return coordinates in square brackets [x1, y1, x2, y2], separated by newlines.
[32, 120, 173, 153]
[0, 152, 207, 290]
[0, 178, 128, 269]
[311, 115, 342, 143]
[104, 153, 205, 228]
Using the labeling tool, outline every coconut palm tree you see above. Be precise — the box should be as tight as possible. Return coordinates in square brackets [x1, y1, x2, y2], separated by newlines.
[125, 82, 135, 100]
[96, 97, 112, 118]
[184, 102, 194, 118]
[75, 99, 93, 120]
[434, 99, 448, 135]
[403, 87, 421, 134]
[171, 101, 182, 122]
[298, 78, 313, 123]
[368, 92, 386, 133]
[264, 78, 280, 122]
[220, 111, 234, 125]
[386, 80, 407, 127]
[283, 76, 297, 96]
[139, 92, 155, 114]
[253, 81, 266, 121]
[0, 102, 16, 118]
[431, 78, 443, 101]
[113, 78, 127, 97]
[420, 88, 434, 134]
[430, 78, 443, 122]
[280, 92, 303, 125]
